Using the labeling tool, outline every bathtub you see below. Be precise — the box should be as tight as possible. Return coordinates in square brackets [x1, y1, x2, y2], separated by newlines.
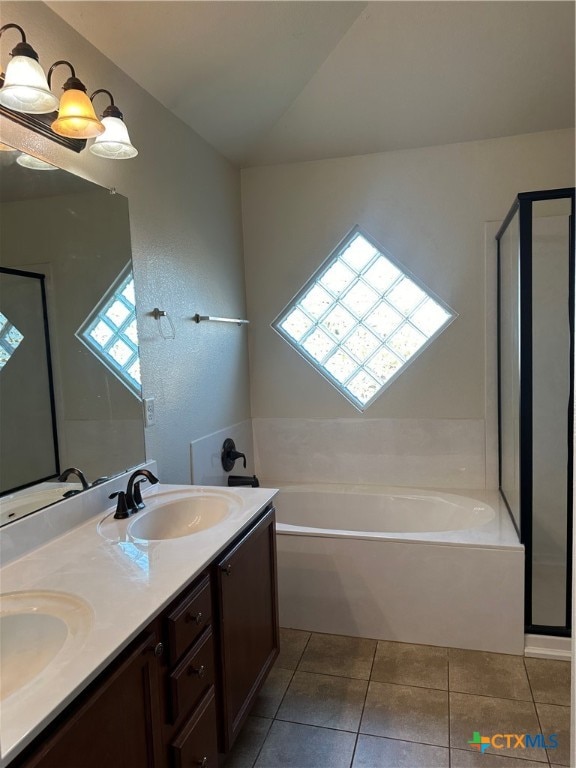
[274, 484, 525, 654]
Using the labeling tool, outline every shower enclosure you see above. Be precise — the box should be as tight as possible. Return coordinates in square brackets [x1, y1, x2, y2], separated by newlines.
[496, 187, 575, 636]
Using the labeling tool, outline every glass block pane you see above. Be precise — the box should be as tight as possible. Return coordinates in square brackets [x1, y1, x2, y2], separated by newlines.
[324, 349, 358, 383]
[340, 235, 378, 272]
[343, 326, 380, 363]
[410, 298, 451, 337]
[346, 370, 380, 405]
[281, 307, 314, 341]
[366, 347, 403, 383]
[364, 256, 401, 292]
[302, 328, 335, 362]
[89, 320, 114, 348]
[386, 277, 427, 315]
[319, 260, 355, 296]
[387, 323, 427, 360]
[127, 359, 141, 385]
[0, 312, 7, 333]
[300, 285, 333, 320]
[105, 299, 130, 328]
[108, 338, 133, 366]
[0, 347, 10, 368]
[320, 305, 356, 340]
[5, 326, 24, 349]
[124, 320, 139, 345]
[272, 227, 455, 410]
[365, 301, 403, 340]
[121, 279, 136, 306]
[341, 281, 379, 318]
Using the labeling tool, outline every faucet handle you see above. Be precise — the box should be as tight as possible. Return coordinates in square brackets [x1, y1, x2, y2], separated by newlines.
[110, 491, 130, 519]
[221, 438, 247, 471]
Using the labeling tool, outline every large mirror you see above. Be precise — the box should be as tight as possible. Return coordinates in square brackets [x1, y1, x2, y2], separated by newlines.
[0, 144, 146, 522]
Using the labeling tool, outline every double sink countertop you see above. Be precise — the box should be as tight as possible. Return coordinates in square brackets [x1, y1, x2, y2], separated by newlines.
[0, 479, 278, 767]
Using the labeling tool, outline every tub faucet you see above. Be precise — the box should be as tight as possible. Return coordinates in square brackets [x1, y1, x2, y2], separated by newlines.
[125, 469, 159, 514]
[58, 467, 89, 495]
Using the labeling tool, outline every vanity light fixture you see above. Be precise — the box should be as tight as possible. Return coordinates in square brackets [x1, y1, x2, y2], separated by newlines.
[0, 22, 134, 156]
[48, 61, 104, 139]
[16, 152, 57, 170]
[0, 24, 59, 114]
[89, 89, 138, 159]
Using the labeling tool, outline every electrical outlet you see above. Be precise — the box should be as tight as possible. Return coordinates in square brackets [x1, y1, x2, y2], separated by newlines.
[143, 397, 155, 427]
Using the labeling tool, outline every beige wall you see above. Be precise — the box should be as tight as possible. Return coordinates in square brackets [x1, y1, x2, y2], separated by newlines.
[1, 2, 250, 484]
[242, 129, 575, 420]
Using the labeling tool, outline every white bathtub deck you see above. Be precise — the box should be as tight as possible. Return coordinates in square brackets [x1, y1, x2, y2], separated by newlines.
[271, 484, 524, 654]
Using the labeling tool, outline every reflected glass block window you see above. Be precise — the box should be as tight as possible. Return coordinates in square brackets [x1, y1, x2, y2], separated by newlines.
[76, 269, 141, 398]
[0, 312, 24, 370]
[272, 228, 456, 411]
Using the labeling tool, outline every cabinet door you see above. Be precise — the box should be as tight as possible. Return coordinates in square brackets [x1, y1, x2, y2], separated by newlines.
[215, 506, 279, 751]
[18, 631, 165, 768]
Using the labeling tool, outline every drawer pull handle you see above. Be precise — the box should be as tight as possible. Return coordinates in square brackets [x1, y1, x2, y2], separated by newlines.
[186, 610, 203, 625]
[187, 664, 206, 678]
[197, 758, 208, 768]
[221, 563, 232, 576]
[153, 642, 164, 658]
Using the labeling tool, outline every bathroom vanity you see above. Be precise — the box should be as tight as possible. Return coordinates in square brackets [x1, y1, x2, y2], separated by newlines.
[0, 481, 278, 768]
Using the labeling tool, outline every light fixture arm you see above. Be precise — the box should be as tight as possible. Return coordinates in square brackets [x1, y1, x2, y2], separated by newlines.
[47, 60, 86, 92]
[90, 88, 123, 120]
[0, 23, 40, 62]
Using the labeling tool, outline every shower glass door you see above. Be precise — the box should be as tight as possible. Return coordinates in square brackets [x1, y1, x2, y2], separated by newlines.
[497, 187, 575, 636]
[531, 199, 572, 628]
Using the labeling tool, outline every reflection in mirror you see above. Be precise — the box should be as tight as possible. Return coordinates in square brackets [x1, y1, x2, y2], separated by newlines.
[0, 144, 146, 523]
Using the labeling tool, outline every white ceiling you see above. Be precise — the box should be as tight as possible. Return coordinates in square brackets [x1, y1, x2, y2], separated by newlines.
[48, 1, 575, 168]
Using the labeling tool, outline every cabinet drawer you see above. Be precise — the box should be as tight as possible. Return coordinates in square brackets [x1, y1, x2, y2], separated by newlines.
[167, 575, 212, 665]
[169, 627, 214, 723]
[171, 687, 218, 768]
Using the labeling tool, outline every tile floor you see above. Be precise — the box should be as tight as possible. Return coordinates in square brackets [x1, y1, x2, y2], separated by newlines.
[224, 629, 571, 768]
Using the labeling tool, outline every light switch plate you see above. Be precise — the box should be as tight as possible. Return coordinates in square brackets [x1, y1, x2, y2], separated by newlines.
[143, 397, 155, 427]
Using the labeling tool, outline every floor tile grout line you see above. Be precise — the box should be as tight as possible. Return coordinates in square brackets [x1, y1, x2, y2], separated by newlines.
[283, 663, 542, 705]
[523, 655, 553, 767]
[248, 716, 274, 768]
[349, 639, 378, 767]
[251, 632, 313, 767]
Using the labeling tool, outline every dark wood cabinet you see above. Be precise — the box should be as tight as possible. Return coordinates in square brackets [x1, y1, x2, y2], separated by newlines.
[214, 506, 279, 751]
[16, 628, 165, 768]
[13, 505, 278, 768]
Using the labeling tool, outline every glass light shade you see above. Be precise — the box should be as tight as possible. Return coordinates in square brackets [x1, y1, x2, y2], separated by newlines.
[89, 115, 138, 159]
[51, 89, 105, 138]
[0, 55, 59, 114]
[16, 153, 57, 170]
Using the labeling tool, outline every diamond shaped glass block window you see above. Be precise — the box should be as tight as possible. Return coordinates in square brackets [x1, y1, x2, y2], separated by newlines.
[272, 227, 456, 411]
[76, 268, 141, 398]
[0, 312, 24, 370]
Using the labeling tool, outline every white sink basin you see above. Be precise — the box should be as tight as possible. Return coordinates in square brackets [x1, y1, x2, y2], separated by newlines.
[99, 488, 244, 542]
[0, 591, 93, 700]
[0, 483, 83, 527]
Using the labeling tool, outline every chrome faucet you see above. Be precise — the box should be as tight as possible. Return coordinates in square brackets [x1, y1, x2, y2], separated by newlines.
[58, 467, 89, 497]
[125, 469, 159, 514]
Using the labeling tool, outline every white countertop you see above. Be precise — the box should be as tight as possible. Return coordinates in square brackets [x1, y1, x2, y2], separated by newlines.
[0, 482, 278, 766]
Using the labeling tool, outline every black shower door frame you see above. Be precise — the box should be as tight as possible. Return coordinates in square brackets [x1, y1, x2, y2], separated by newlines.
[0, 266, 61, 493]
[496, 187, 575, 637]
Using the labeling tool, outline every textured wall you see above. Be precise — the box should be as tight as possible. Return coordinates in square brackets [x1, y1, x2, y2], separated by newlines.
[1, 2, 250, 483]
[242, 129, 575, 420]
